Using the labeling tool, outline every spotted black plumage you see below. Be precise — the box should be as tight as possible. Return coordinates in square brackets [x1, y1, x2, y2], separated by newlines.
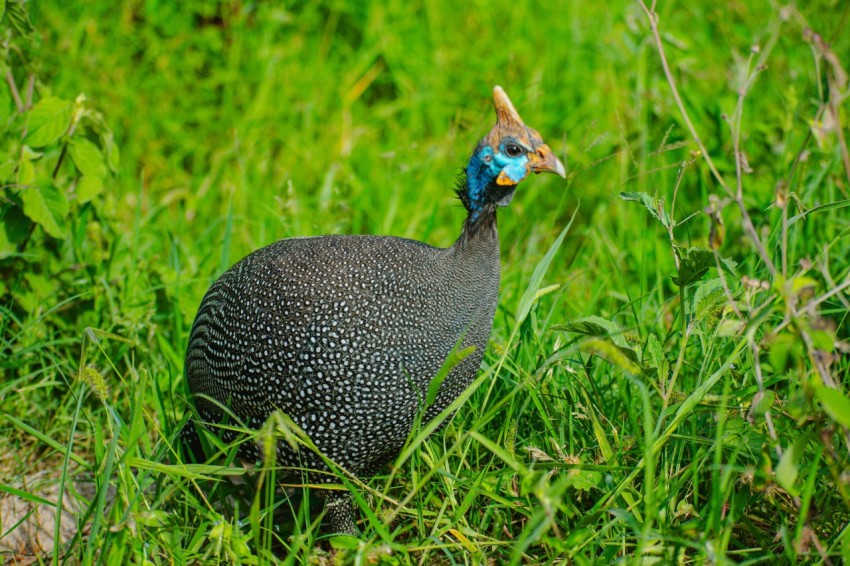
[183, 86, 565, 535]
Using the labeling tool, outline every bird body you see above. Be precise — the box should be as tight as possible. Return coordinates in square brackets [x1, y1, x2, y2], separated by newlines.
[183, 86, 565, 534]
[186, 229, 499, 477]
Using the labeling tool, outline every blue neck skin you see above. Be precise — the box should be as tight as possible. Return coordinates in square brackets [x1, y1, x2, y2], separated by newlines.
[464, 145, 529, 222]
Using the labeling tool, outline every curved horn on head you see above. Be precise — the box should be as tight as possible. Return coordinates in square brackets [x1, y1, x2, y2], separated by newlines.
[493, 85, 524, 127]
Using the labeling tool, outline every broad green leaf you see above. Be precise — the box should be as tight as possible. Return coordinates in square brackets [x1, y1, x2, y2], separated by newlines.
[16, 151, 34, 185]
[674, 499, 696, 519]
[514, 208, 576, 325]
[673, 247, 714, 287]
[691, 279, 723, 316]
[815, 387, 850, 428]
[757, 444, 774, 487]
[555, 315, 640, 367]
[20, 145, 41, 159]
[776, 433, 811, 495]
[555, 315, 628, 349]
[135, 510, 169, 528]
[5, 0, 33, 39]
[0, 1, 6, 25]
[568, 468, 602, 492]
[19, 182, 68, 238]
[644, 332, 669, 381]
[717, 318, 743, 337]
[16, 145, 40, 187]
[25, 97, 72, 148]
[0, 159, 16, 181]
[329, 535, 360, 550]
[0, 203, 30, 258]
[720, 256, 738, 275]
[70, 137, 107, 179]
[582, 337, 641, 374]
[692, 279, 726, 333]
[620, 191, 671, 229]
[693, 279, 722, 317]
[768, 333, 802, 373]
[24, 271, 58, 297]
[0, 77, 12, 125]
[102, 131, 120, 173]
[810, 328, 835, 352]
[76, 175, 103, 203]
[749, 390, 775, 419]
[790, 276, 818, 295]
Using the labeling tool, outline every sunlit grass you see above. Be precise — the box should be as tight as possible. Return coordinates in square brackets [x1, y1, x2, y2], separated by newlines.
[1, 0, 849, 563]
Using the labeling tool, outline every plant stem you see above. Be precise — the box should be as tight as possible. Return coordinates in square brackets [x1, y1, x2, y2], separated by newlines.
[24, 74, 34, 110]
[5, 70, 23, 113]
[731, 54, 777, 277]
[665, 283, 689, 407]
[639, 0, 783, 276]
[636, 1, 727, 190]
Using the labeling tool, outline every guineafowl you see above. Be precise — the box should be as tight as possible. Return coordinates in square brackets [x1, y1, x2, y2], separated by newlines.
[183, 86, 565, 535]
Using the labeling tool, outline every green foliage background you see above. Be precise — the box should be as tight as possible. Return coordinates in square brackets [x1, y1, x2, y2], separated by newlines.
[1, 0, 849, 563]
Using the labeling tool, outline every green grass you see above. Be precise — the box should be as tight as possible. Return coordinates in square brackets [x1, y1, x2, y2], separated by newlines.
[1, 0, 849, 563]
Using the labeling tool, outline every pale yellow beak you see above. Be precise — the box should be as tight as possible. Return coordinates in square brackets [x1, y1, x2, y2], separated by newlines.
[529, 144, 566, 178]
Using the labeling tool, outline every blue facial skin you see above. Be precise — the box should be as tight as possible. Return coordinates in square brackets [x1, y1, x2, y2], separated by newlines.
[465, 143, 529, 221]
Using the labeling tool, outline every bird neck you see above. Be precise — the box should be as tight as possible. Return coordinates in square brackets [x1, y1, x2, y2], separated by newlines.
[462, 149, 494, 217]
[457, 203, 498, 247]
[454, 164, 501, 248]
[450, 204, 501, 289]
[457, 154, 516, 228]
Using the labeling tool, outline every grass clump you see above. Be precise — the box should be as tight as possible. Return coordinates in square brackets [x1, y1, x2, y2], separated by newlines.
[1, 0, 849, 563]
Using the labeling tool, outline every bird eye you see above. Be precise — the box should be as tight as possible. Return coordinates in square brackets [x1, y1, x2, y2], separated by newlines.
[504, 143, 522, 157]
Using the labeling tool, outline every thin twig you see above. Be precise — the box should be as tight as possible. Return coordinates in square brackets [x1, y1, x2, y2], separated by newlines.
[813, 33, 850, 185]
[670, 154, 697, 224]
[794, 315, 835, 390]
[636, 1, 727, 191]
[51, 118, 78, 180]
[729, 39, 781, 277]
[818, 253, 850, 311]
[5, 70, 23, 113]
[713, 251, 743, 320]
[638, 0, 780, 276]
[664, 287, 690, 407]
[807, 274, 850, 312]
[666, 154, 699, 270]
[750, 338, 781, 459]
[24, 73, 34, 110]
[781, 192, 789, 279]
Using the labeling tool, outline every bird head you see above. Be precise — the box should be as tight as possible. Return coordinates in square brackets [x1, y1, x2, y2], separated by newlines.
[461, 86, 566, 217]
